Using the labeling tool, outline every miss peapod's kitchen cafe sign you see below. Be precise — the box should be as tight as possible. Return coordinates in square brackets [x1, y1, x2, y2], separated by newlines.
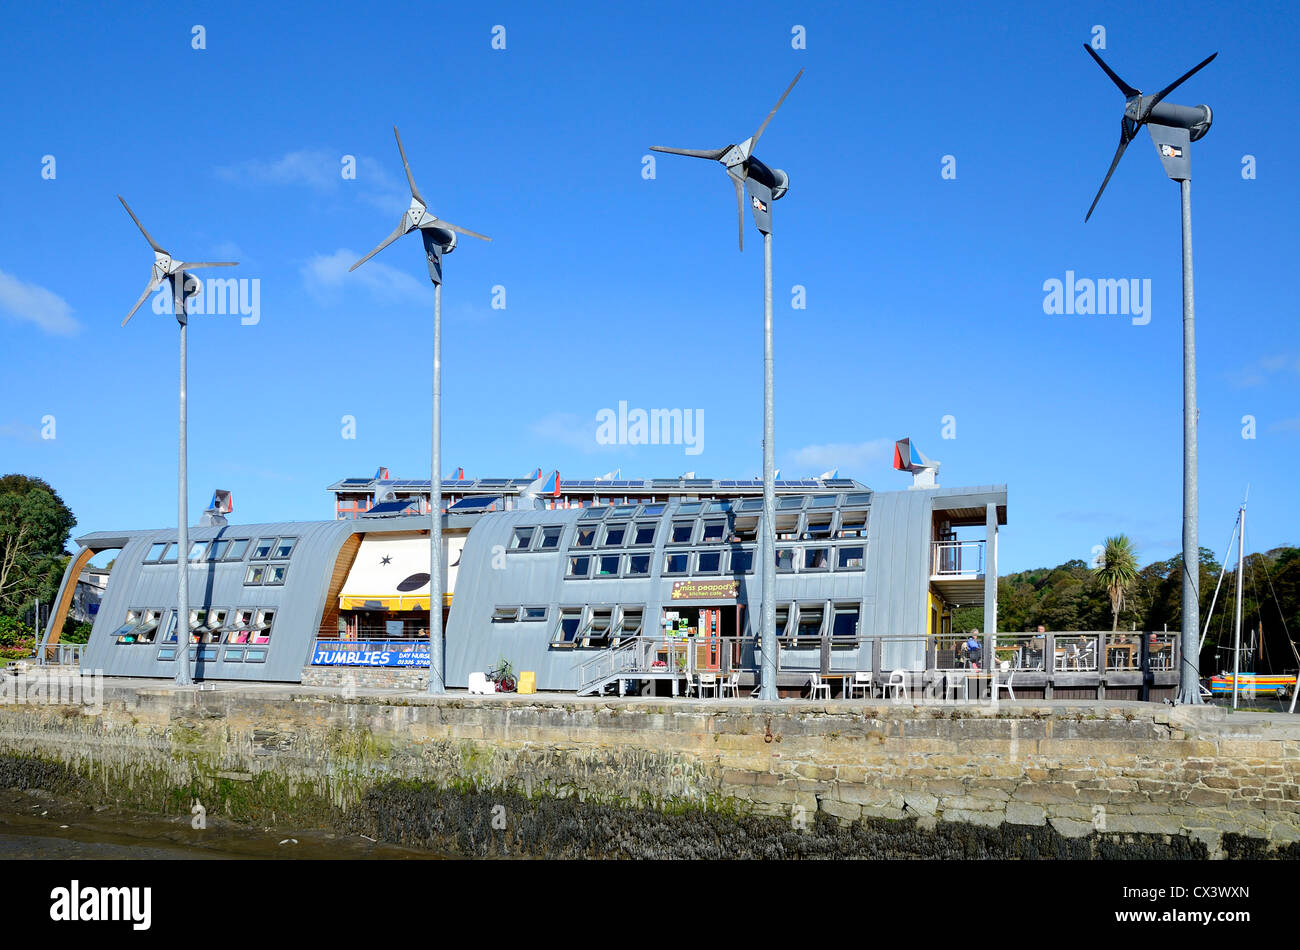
[670, 579, 739, 600]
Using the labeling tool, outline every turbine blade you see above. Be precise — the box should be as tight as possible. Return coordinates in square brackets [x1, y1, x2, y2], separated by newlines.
[393, 126, 426, 205]
[649, 146, 729, 160]
[1084, 44, 1139, 98]
[750, 68, 803, 152]
[1140, 52, 1218, 121]
[177, 262, 238, 269]
[118, 195, 165, 253]
[350, 221, 408, 271]
[1084, 124, 1134, 222]
[123, 275, 162, 327]
[430, 219, 491, 242]
[734, 175, 745, 252]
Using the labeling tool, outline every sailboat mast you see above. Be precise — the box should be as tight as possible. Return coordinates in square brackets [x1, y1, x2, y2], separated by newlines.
[1233, 501, 1245, 709]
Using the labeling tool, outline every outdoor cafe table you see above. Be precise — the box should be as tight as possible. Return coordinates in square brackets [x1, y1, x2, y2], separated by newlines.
[1106, 641, 1138, 669]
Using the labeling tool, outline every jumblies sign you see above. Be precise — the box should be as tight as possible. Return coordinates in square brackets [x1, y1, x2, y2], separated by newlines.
[311, 641, 431, 667]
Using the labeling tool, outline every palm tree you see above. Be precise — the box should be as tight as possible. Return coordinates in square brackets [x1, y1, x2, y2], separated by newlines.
[1094, 534, 1140, 631]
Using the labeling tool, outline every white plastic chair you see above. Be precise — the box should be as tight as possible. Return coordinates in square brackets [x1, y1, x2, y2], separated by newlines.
[886, 669, 908, 701]
[680, 671, 695, 697]
[698, 672, 719, 699]
[941, 669, 965, 702]
[993, 661, 1015, 702]
[720, 671, 740, 698]
[808, 672, 831, 700]
[847, 671, 873, 699]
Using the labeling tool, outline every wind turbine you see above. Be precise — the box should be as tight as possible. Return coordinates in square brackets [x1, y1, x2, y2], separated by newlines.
[651, 69, 802, 701]
[119, 196, 237, 687]
[1082, 44, 1217, 703]
[350, 127, 490, 695]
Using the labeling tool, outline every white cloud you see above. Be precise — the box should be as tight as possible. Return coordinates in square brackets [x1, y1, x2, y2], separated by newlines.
[301, 249, 430, 304]
[216, 150, 406, 211]
[0, 269, 79, 335]
[1230, 353, 1300, 387]
[530, 412, 604, 453]
[785, 439, 892, 475]
[0, 421, 42, 443]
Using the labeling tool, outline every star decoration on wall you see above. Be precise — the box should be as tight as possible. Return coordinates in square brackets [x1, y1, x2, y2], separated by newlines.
[380, 555, 392, 565]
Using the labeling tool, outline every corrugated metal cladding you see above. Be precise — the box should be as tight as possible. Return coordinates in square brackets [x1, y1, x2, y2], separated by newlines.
[75, 515, 436, 682]
[445, 487, 1005, 691]
[68, 483, 1005, 689]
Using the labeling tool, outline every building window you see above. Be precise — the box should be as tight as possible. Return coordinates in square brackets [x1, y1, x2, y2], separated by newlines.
[733, 516, 758, 543]
[208, 539, 230, 560]
[144, 543, 167, 563]
[804, 516, 833, 540]
[553, 609, 583, 646]
[567, 555, 592, 578]
[696, 551, 722, 574]
[251, 609, 274, 644]
[838, 510, 869, 538]
[614, 608, 643, 645]
[521, 606, 548, 622]
[631, 523, 657, 546]
[700, 521, 725, 543]
[775, 548, 796, 572]
[511, 527, 535, 550]
[832, 604, 860, 639]
[572, 527, 596, 548]
[778, 495, 806, 510]
[266, 565, 288, 585]
[538, 526, 563, 549]
[596, 555, 621, 577]
[669, 522, 694, 544]
[245, 565, 266, 585]
[602, 523, 627, 546]
[274, 538, 297, 559]
[804, 547, 831, 571]
[582, 608, 613, 648]
[729, 548, 754, 574]
[251, 538, 276, 560]
[664, 553, 689, 575]
[794, 606, 825, 647]
[838, 546, 866, 570]
[226, 539, 251, 560]
[187, 541, 207, 562]
[626, 554, 651, 576]
[492, 606, 518, 623]
[225, 609, 256, 644]
[159, 543, 178, 563]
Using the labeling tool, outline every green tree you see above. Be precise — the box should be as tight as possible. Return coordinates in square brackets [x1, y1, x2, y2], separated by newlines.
[0, 474, 76, 617]
[1094, 535, 1140, 631]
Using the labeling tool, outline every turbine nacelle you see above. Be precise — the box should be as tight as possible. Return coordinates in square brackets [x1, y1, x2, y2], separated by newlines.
[118, 196, 237, 326]
[650, 69, 802, 250]
[1083, 45, 1217, 221]
[350, 126, 490, 285]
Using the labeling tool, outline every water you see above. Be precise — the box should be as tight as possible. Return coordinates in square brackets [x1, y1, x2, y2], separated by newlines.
[0, 790, 437, 860]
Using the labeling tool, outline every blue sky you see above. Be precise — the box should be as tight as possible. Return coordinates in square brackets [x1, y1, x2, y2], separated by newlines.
[1, 0, 1296, 572]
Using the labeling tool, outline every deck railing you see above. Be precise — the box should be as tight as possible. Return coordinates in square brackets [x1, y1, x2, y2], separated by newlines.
[931, 540, 984, 576]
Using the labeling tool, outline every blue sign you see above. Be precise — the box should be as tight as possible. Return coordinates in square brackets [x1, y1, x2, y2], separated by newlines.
[311, 640, 430, 668]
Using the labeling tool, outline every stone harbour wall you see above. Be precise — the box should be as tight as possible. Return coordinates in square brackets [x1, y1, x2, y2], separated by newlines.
[0, 683, 1298, 859]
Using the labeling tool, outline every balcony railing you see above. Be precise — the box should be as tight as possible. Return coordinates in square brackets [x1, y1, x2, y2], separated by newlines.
[932, 540, 985, 576]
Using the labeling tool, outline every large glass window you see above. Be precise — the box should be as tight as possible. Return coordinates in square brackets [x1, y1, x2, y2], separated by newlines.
[572, 527, 596, 548]
[632, 523, 657, 546]
[274, 538, 298, 561]
[700, 521, 725, 543]
[838, 546, 866, 570]
[567, 555, 592, 578]
[809, 494, 838, 508]
[521, 606, 548, 622]
[696, 551, 722, 574]
[733, 516, 758, 543]
[669, 522, 694, 544]
[553, 609, 583, 646]
[627, 554, 651, 576]
[493, 606, 518, 623]
[226, 539, 251, 560]
[775, 548, 796, 572]
[614, 608, 643, 644]
[729, 548, 754, 573]
[664, 553, 689, 575]
[804, 516, 833, 540]
[252, 538, 276, 560]
[778, 495, 806, 510]
[511, 527, 535, 550]
[538, 526, 563, 549]
[145, 543, 167, 563]
[596, 554, 621, 577]
[832, 604, 860, 639]
[804, 547, 831, 571]
[838, 510, 869, 538]
[583, 608, 613, 648]
[602, 523, 627, 546]
[208, 539, 230, 560]
[795, 606, 824, 647]
[159, 543, 178, 563]
[245, 565, 267, 585]
[266, 565, 288, 585]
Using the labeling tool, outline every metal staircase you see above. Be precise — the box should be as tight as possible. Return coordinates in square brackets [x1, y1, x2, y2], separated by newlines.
[575, 638, 663, 696]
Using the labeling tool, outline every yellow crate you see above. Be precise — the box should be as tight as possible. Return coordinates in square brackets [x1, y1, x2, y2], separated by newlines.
[517, 671, 537, 694]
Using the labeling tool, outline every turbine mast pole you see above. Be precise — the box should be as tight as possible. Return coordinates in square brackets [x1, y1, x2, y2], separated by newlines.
[1178, 179, 1201, 704]
[428, 280, 446, 695]
[175, 283, 193, 687]
[1232, 500, 1245, 709]
[759, 230, 778, 700]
